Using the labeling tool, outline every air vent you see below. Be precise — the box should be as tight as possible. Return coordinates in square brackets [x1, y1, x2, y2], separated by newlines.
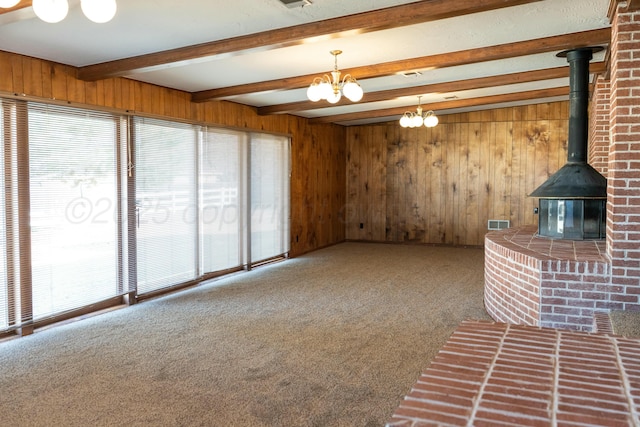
[278, 0, 312, 7]
[488, 220, 510, 230]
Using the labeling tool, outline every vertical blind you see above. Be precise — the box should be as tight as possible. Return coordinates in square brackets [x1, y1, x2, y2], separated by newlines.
[0, 98, 290, 334]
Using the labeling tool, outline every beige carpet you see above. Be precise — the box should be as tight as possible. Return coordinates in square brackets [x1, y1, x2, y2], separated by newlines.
[610, 310, 640, 338]
[0, 242, 491, 426]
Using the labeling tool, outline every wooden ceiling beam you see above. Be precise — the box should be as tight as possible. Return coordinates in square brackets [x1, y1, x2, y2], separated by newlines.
[0, 0, 31, 15]
[308, 86, 570, 124]
[77, 0, 542, 81]
[193, 27, 610, 103]
[257, 62, 606, 115]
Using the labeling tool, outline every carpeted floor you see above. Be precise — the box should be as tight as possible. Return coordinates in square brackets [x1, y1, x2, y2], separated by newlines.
[610, 310, 640, 338]
[0, 242, 491, 426]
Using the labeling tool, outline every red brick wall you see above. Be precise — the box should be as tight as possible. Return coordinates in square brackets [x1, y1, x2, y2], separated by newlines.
[607, 1, 640, 307]
[589, 75, 611, 176]
[484, 235, 540, 326]
[539, 260, 611, 330]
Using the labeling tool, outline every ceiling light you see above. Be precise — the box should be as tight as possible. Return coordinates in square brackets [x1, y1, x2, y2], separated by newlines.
[31, 0, 117, 23]
[307, 50, 363, 104]
[32, 0, 69, 23]
[81, 0, 117, 23]
[399, 96, 438, 128]
[0, 0, 20, 8]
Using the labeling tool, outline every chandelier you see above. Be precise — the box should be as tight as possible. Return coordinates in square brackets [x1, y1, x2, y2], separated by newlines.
[307, 50, 364, 104]
[399, 96, 438, 128]
[0, 0, 118, 24]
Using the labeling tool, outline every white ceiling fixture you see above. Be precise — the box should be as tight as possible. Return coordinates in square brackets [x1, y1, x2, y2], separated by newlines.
[0, 0, 20, 8]
[399, 96, 439, 128]
[32, 0, 117, 24]
[307, 50, 364, 104]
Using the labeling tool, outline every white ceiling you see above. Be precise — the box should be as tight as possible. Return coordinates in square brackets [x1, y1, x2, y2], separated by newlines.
[0, 0, 611, 125]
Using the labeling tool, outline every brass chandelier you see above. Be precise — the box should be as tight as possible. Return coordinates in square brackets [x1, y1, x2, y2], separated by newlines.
[399, 96, 438, 128]
[307, 50, 364, 104]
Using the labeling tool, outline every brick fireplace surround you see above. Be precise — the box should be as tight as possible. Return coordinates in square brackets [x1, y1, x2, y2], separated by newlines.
[387, 2, 640, 425]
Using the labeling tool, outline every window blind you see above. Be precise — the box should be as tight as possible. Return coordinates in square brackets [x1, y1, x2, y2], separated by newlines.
[200, 128, 247, 273]
[27, 102, 125, 321]
[133, 117, 198, 294]
[250, 133, 290, 263]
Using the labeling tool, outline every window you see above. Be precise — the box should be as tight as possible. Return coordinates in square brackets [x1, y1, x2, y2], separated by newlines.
[0, 98, 290, 336]
[28, 103, 126, 320]
[133, 117, 198, 294]
[250, 133, 290, 263]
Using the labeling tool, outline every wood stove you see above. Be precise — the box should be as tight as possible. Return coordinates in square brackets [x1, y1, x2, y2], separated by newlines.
[530, 47, 606, 240]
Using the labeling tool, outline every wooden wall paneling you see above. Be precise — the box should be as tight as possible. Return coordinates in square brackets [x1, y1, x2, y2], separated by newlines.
[40, 61, 52, 100]
[345, 127, 359, 240]
[406, 126, 424, 242]
[370, 125, 386, 241]
[11, 54, 24, 95]
[289, 118, 306, 253]
[429, 124, 446, 243]
[386, 126, 402, 241]
[444, 123, 456, 245]
[509, 119, 524, 226]
[23, 57, 44, 98]
[0, 51, 13, 93]
[466, 121, 482, 245]
[494, 120, 511, 223]
[456, 122, 469, 245]
[50, 63, 68, 102]
[65, 68, 85, 104]
[478, 121, 492, 244]
[529, 120, 551, 226]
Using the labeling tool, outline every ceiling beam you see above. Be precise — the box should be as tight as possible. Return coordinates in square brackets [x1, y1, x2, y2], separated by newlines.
[0, 0, 31, 15]
[192, 27, 611, 103]
[77, 0, 542, 81]
[257, 62, 607, 115]
[308, 86, 570, 124]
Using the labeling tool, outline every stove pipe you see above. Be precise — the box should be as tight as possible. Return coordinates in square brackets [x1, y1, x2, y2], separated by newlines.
[529, 47, 607, 199]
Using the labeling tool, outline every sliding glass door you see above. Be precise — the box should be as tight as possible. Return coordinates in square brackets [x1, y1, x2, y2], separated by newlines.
[28, 103, 123, 319]
[250, 134, 290, 263]
[200, 129, 246, 273]
[0, 97, 290, 336]
[133, 118, 198, 294]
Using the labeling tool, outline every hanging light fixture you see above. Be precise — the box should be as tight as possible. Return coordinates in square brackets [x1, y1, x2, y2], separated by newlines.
[307, 50, 364, 104]
[81, 0, 117, 23]
[32, 0, 69, 23]
[399, 96, 438, 128]
[28, 0, 117, 23]
[0, 0, 20, 8]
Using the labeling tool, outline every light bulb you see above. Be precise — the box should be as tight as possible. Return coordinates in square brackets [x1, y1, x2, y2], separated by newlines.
[424, 114, 439, 128]
[0, 0, 20, 8]
[33, 0, 69, 23]
[411, 115, 423, 128]
[343, 80, 363, 102]
[326, 90, 341, 104]
[307, 83, 322, 102]
[81, 0, 117, 23]
[318, 81, 333, 100]
[399, 115, 411, 128]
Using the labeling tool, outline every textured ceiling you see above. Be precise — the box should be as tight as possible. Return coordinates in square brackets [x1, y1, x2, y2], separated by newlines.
[0, 0, 612, 125]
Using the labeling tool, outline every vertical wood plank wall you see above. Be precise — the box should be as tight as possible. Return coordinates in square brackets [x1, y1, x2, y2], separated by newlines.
[0, 51, 346, 257]
[346, 102, 570, 246]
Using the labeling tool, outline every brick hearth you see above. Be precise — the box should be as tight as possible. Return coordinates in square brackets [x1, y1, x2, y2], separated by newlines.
[387, 320, 640, 427]
[484, 225, 613, 331]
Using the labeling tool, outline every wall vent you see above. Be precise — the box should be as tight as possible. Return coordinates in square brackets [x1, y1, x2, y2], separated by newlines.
[488, 220, 510, 230]
[278, 0, 312, 7]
